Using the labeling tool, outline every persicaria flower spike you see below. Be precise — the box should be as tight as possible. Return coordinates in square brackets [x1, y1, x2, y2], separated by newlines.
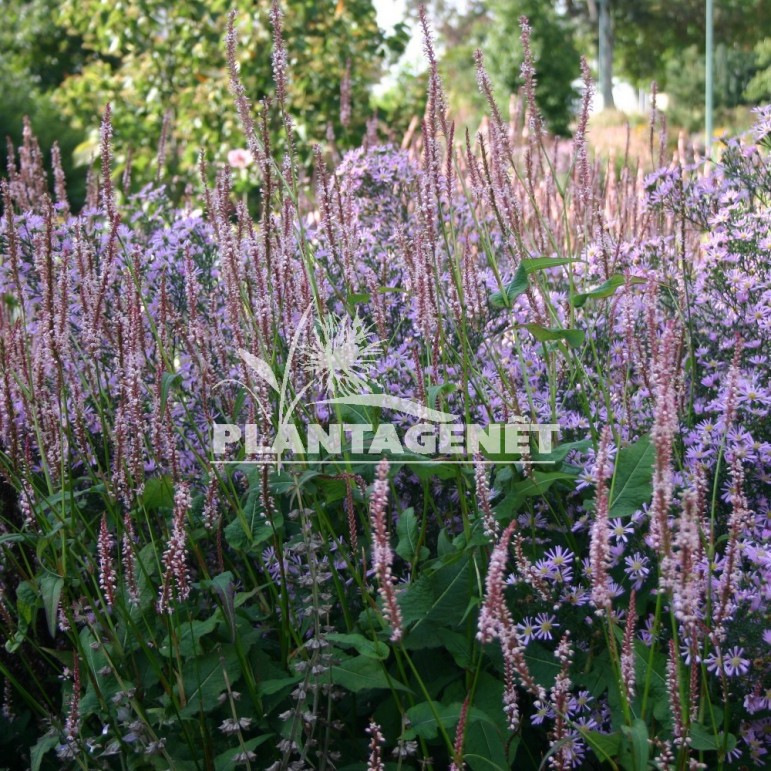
[157, 483, 192, 614]
[369, 458, 403, 642]
[589, 427, 613, 614]
[98, 514, 117, 608]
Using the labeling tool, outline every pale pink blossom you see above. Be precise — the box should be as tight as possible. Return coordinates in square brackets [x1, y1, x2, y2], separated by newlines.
[227, 148, 253, 169]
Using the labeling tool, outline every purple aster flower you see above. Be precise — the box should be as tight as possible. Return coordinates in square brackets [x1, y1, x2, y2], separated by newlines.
[724, 647, 750, 677]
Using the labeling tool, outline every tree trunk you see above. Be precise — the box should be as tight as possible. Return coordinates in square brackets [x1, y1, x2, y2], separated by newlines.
[598, 0, 615, 109]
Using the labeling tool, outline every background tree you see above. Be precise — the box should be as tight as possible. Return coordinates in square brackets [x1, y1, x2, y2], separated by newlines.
[486, 0, 581, 135]
[0, 0, 88, 207]
[2, 0, 406, 200]
[408, 0, 581, 136]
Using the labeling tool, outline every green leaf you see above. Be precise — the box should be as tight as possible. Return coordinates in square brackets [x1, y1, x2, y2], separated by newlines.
[326, 632, 389, 660]
[620, 719, 650, 771]
[40, 574, 64, 638]
[525, 642, 562, 687]
[427, 382, 457, 410]
[214, 735, 275, 770]
[465, 717, 508, 771]
[330, 655, 410, 693]
[223, 506, 282, 552]
[571, 274, 646, 308]
[179, 647, 242, 716]
[689, 723, 737, 753]
[490, 267, 528, 308]
[398, 577, 435, 624]
[16, 580, 38, 627]
[395, 508, 427, 563]
[140, 475, 174, 510]
[436, 627, 472, 668]
[437, 528, 454, 558]
[404, 700, 463, 740]
[160, 371, 183, 413]
[523, 323, 585, 348]
[531, 438, 592, 464]
[258, 676, 301, 696]
[493, 471, 577, 517]
[30, 732, 59, 771]
[163, 614, 219, 657]
[609, 435, 654, 518]
[580, 728, 622, 764]
[407, 555, 471, 631]
[208, 572, 236, 639]
[406, 459, 460, 481]
[490, 257, 576, 308]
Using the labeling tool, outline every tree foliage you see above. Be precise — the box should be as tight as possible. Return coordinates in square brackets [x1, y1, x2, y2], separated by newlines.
[486, 0, 581, 136]
[0, 0, 88, 207]
[41, 0, 406, 191]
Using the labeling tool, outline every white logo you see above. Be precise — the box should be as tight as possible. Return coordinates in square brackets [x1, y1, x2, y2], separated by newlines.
[212, 305, 558, 465]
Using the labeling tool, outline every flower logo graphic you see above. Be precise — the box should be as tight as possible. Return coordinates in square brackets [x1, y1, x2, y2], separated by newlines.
[305, 313, 381, 397]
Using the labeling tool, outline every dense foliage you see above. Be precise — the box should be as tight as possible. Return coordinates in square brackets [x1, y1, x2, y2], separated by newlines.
[0, 7, 770, 770]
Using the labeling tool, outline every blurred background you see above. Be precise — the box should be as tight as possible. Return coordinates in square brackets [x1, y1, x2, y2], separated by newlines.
[2, 0, 769, 210]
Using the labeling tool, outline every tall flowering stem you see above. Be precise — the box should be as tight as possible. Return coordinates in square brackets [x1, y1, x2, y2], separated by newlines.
[369, 458, 403, 642]
[479, 521, 546, 729]
[548, 633, 573, 771]
[589, 427, 612, 614]
[474, 453, 499, 539]
[366, 720, 384, 771]
[98, 514, 117, 608]
[157, 484, 192, 614]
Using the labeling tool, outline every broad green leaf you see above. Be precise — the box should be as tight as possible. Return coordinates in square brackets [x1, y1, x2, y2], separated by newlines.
[490, 257, 576, 308]
[214, 735, 275, 771]
[160, 371, 183, 412]
[406, 460, 460, 481]
[30, 732, 59, 771]
[620, 719, 650, 771]
[179, 647, 242, 716]
[16, 580, 38, 627]
[531, 438, 592, 464]
[689, 723, 737, 753]
[580, 728, 622, 765]
[437, 527, 454, 557]
[223, 506, 282, 552]
[40, 574, 64, 638]
[330, 655, 410, 693]
[326, 632, 389, 660]
[404, 700, 463, 740]
[395, 508, 427, 563]
[436, 628, 472, 668]
[140, 475, 174, 510]
[427, 382, 457, 410]
[571, 274, 646, 308]
[465, 717, 508, 771]
[398, 576, 436, 625]
[523, 323, 585, 349]
[490, 267, 528, 308]
[209, 572, 236, 640]
[493, 471, 577, 517]
[609, 435, 654, 518]
[258, 676, 301, 697]
[525, 642, 562, 687]
[411, 555, 471, 630]
[162, 614, 219, 657]
[404, 701, 501, 745]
